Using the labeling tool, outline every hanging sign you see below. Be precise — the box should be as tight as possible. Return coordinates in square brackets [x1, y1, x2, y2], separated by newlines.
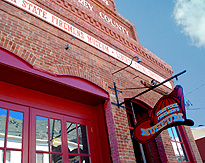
[134, 85, 194, 144]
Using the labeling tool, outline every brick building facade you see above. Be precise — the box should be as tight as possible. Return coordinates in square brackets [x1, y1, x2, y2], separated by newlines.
[0, 0, 202, 162]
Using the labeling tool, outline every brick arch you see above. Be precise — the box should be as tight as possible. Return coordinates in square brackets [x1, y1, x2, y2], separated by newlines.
[131, 98, 153, 111]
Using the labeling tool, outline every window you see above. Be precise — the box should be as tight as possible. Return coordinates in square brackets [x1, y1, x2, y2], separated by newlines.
[126, 109, 145, 163]
[35, 117, 91, 163]
[0, 103, 28, 163]
[126, 102, 162, 163]
[32, 108, 92, 163]
[0, 102, 92, 163]
[168, 127, 189, 162]
[35, 116, 63, 163]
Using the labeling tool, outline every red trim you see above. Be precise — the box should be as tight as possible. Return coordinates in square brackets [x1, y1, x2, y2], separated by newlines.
[195, 137, 205, 161]
[0, 100, 29, 163]
[0, 46, 121, 162]
[178, 126, 196, 163]
[128, 98, 153, 110]
[0, 46, 109, 106]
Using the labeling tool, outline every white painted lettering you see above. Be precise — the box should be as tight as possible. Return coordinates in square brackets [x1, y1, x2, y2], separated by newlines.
[102, 0, 109, 6]
[22, 0, 47, 19]
[99, 12, 129, 36]
[76, 0, 93, 11]
[5, 0, 172, 89]
[87, 36, 109, 53]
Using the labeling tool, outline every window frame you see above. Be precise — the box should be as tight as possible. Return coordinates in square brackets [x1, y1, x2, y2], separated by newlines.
[125, 106, 154, 163]
[0, 100, 29, 163]
[30, 107, 93, 163]
[168, 126, 189, 162]
[168, 126, 195, 163]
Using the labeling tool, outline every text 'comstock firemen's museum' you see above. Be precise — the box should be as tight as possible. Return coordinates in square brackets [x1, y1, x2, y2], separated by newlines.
[0, 0, 203, 162]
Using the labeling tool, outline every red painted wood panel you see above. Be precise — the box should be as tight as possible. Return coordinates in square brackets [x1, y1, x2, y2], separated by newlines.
[0, 80, 111, 163]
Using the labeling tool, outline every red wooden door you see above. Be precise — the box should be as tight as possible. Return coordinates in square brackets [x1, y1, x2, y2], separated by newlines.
[30, 108, 94, 163]
[0, 81, 111, 163]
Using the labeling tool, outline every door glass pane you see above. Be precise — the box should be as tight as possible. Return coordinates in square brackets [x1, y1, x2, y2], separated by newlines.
[6, 150, 11, 162]
[51, 154, 63, 163]
[36, 116, 49, 151]
[67, 122, 78, 153]
[69, 155, 79, 163]
[0, 108, 7, 147]
[36, 153, 49, 163]
[0, 150, 3, 162]
[81, 156, 90, 163]
[78, 125, 89, 154]
[7, 110, 23, 149]
[6, 150, 21, 163]
[50, 119, 62, 153]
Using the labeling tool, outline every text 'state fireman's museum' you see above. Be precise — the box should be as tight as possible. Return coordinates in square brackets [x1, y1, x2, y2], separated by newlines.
[0, 0, 203, 162]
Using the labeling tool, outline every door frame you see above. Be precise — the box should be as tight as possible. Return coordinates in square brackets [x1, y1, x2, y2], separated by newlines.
[0, 46, 120, 162]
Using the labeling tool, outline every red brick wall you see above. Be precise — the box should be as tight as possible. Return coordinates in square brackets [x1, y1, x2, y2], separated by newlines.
[0, 0, 201, 162]
[156, 130, 178, 163]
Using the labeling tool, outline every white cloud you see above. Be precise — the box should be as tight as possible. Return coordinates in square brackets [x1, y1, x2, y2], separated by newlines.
[173, 0, 205, 47]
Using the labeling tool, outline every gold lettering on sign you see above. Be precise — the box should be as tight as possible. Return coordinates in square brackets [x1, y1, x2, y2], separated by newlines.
[141, 113, 185, 136]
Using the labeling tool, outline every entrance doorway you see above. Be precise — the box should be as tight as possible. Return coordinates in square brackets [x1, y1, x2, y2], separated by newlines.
[0, 46, 112, 163]
[0, 80, 111, 163]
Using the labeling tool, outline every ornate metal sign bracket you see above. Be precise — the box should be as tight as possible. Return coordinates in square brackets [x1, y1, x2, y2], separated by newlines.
[110, 70, 186, 109]
[118, 70, 186, 107]
[109, 82, 125, 108]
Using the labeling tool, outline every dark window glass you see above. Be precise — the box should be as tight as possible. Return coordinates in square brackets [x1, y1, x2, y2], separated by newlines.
[81, 156, 90, 163]
[67, 122, 78, 153]
[51, 154, 63, 163]
[50, 119, 62, 153]
[78, 125, 89, 154]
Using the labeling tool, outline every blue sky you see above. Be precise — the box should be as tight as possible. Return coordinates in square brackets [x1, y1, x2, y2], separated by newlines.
[115, 0, 205, 127]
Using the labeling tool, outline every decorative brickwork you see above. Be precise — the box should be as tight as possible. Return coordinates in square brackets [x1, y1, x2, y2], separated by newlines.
[33, 0, 172, 75]
[0, 0, 202, 162]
